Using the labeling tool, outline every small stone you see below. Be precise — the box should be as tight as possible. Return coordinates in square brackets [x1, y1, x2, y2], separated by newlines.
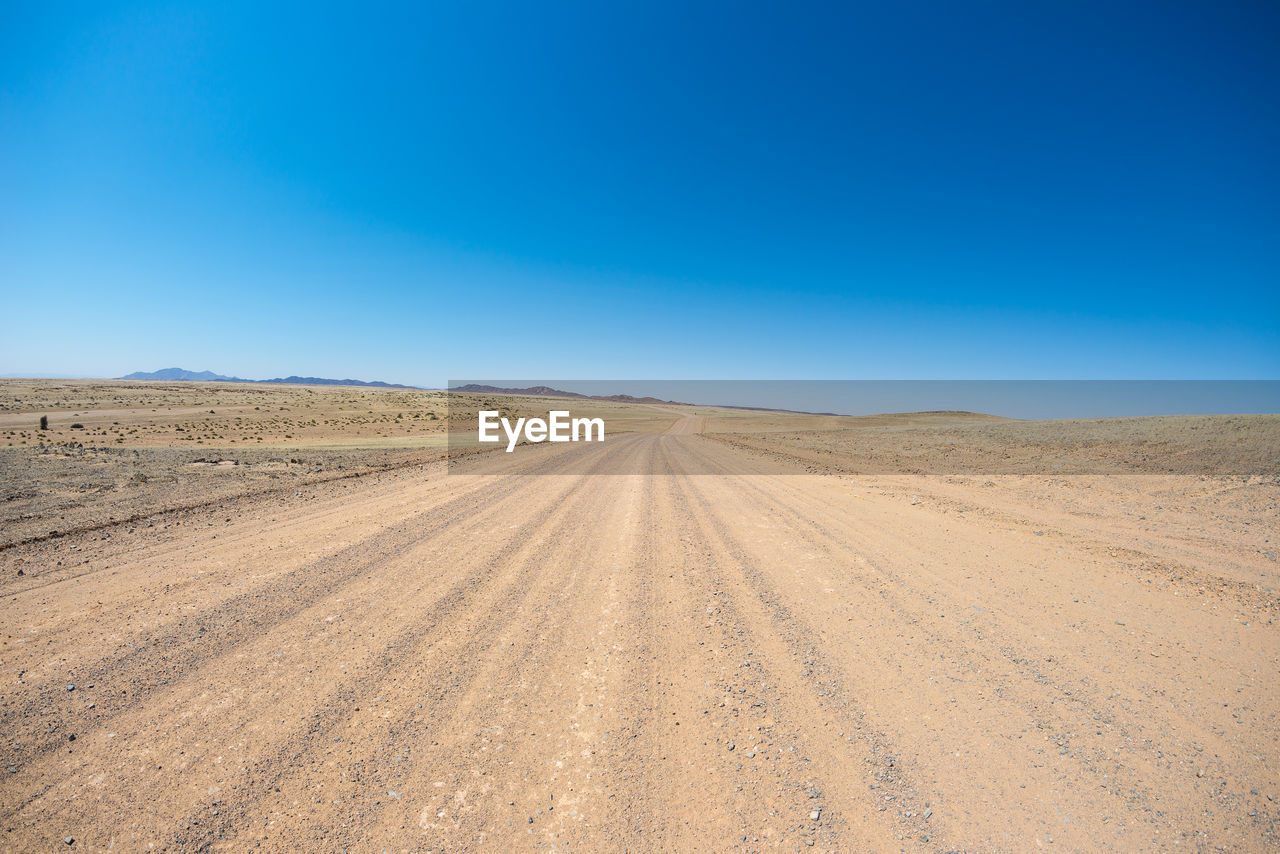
[64, 838, 74, 845]
[923, 807, 932, 819]
[727, 742, 735, 751]
[810, 809, 821, 820]
[66, 684, 75, 692]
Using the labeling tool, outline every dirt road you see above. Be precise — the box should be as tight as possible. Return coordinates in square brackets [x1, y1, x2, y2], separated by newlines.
[2, 427, 1276, 851]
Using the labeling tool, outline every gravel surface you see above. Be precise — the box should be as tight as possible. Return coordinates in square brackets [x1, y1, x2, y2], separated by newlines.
[1, 418, 1276, 851]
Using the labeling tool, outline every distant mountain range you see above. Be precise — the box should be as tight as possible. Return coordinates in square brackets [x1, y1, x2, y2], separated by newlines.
[450, 384, 684, 405]
[451, 384, 850, 414]
[120, 368, 420, 389]
[116, 375, 846, 414]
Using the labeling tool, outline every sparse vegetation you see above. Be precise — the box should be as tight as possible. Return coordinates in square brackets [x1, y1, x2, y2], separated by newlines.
[0, 379, 454, 449]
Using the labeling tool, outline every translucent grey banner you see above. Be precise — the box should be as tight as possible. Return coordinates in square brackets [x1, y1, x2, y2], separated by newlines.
[446, 381, 1280, 475]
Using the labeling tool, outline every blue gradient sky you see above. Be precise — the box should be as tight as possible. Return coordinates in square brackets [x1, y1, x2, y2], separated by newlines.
[2, 1, 1277, 386]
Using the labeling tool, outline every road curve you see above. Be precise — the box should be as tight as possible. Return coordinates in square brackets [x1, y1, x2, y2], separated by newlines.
[1, 431, 1276, 851]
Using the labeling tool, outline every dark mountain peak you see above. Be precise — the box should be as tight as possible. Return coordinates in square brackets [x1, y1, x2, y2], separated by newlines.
[450, 384, 589, 398]
[449, 385, 687, 406]
[121, 368, 243, 382]
[119, 368, 419, 389]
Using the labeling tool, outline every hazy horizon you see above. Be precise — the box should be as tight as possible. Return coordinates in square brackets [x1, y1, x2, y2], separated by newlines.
[6, 371, 1278, 421]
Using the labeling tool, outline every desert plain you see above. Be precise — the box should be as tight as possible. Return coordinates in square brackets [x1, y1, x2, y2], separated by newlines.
[0, 379, 1277, 852]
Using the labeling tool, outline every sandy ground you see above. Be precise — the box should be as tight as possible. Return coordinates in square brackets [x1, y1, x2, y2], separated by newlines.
[1, 385, 1277, 852]
[0, 379, 449, 448]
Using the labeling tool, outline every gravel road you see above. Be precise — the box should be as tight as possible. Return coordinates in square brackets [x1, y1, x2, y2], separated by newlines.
[2, 426, 1276, 851]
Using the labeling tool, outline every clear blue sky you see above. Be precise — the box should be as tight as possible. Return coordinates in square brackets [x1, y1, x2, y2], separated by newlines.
[2, 1, 1277, 386]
